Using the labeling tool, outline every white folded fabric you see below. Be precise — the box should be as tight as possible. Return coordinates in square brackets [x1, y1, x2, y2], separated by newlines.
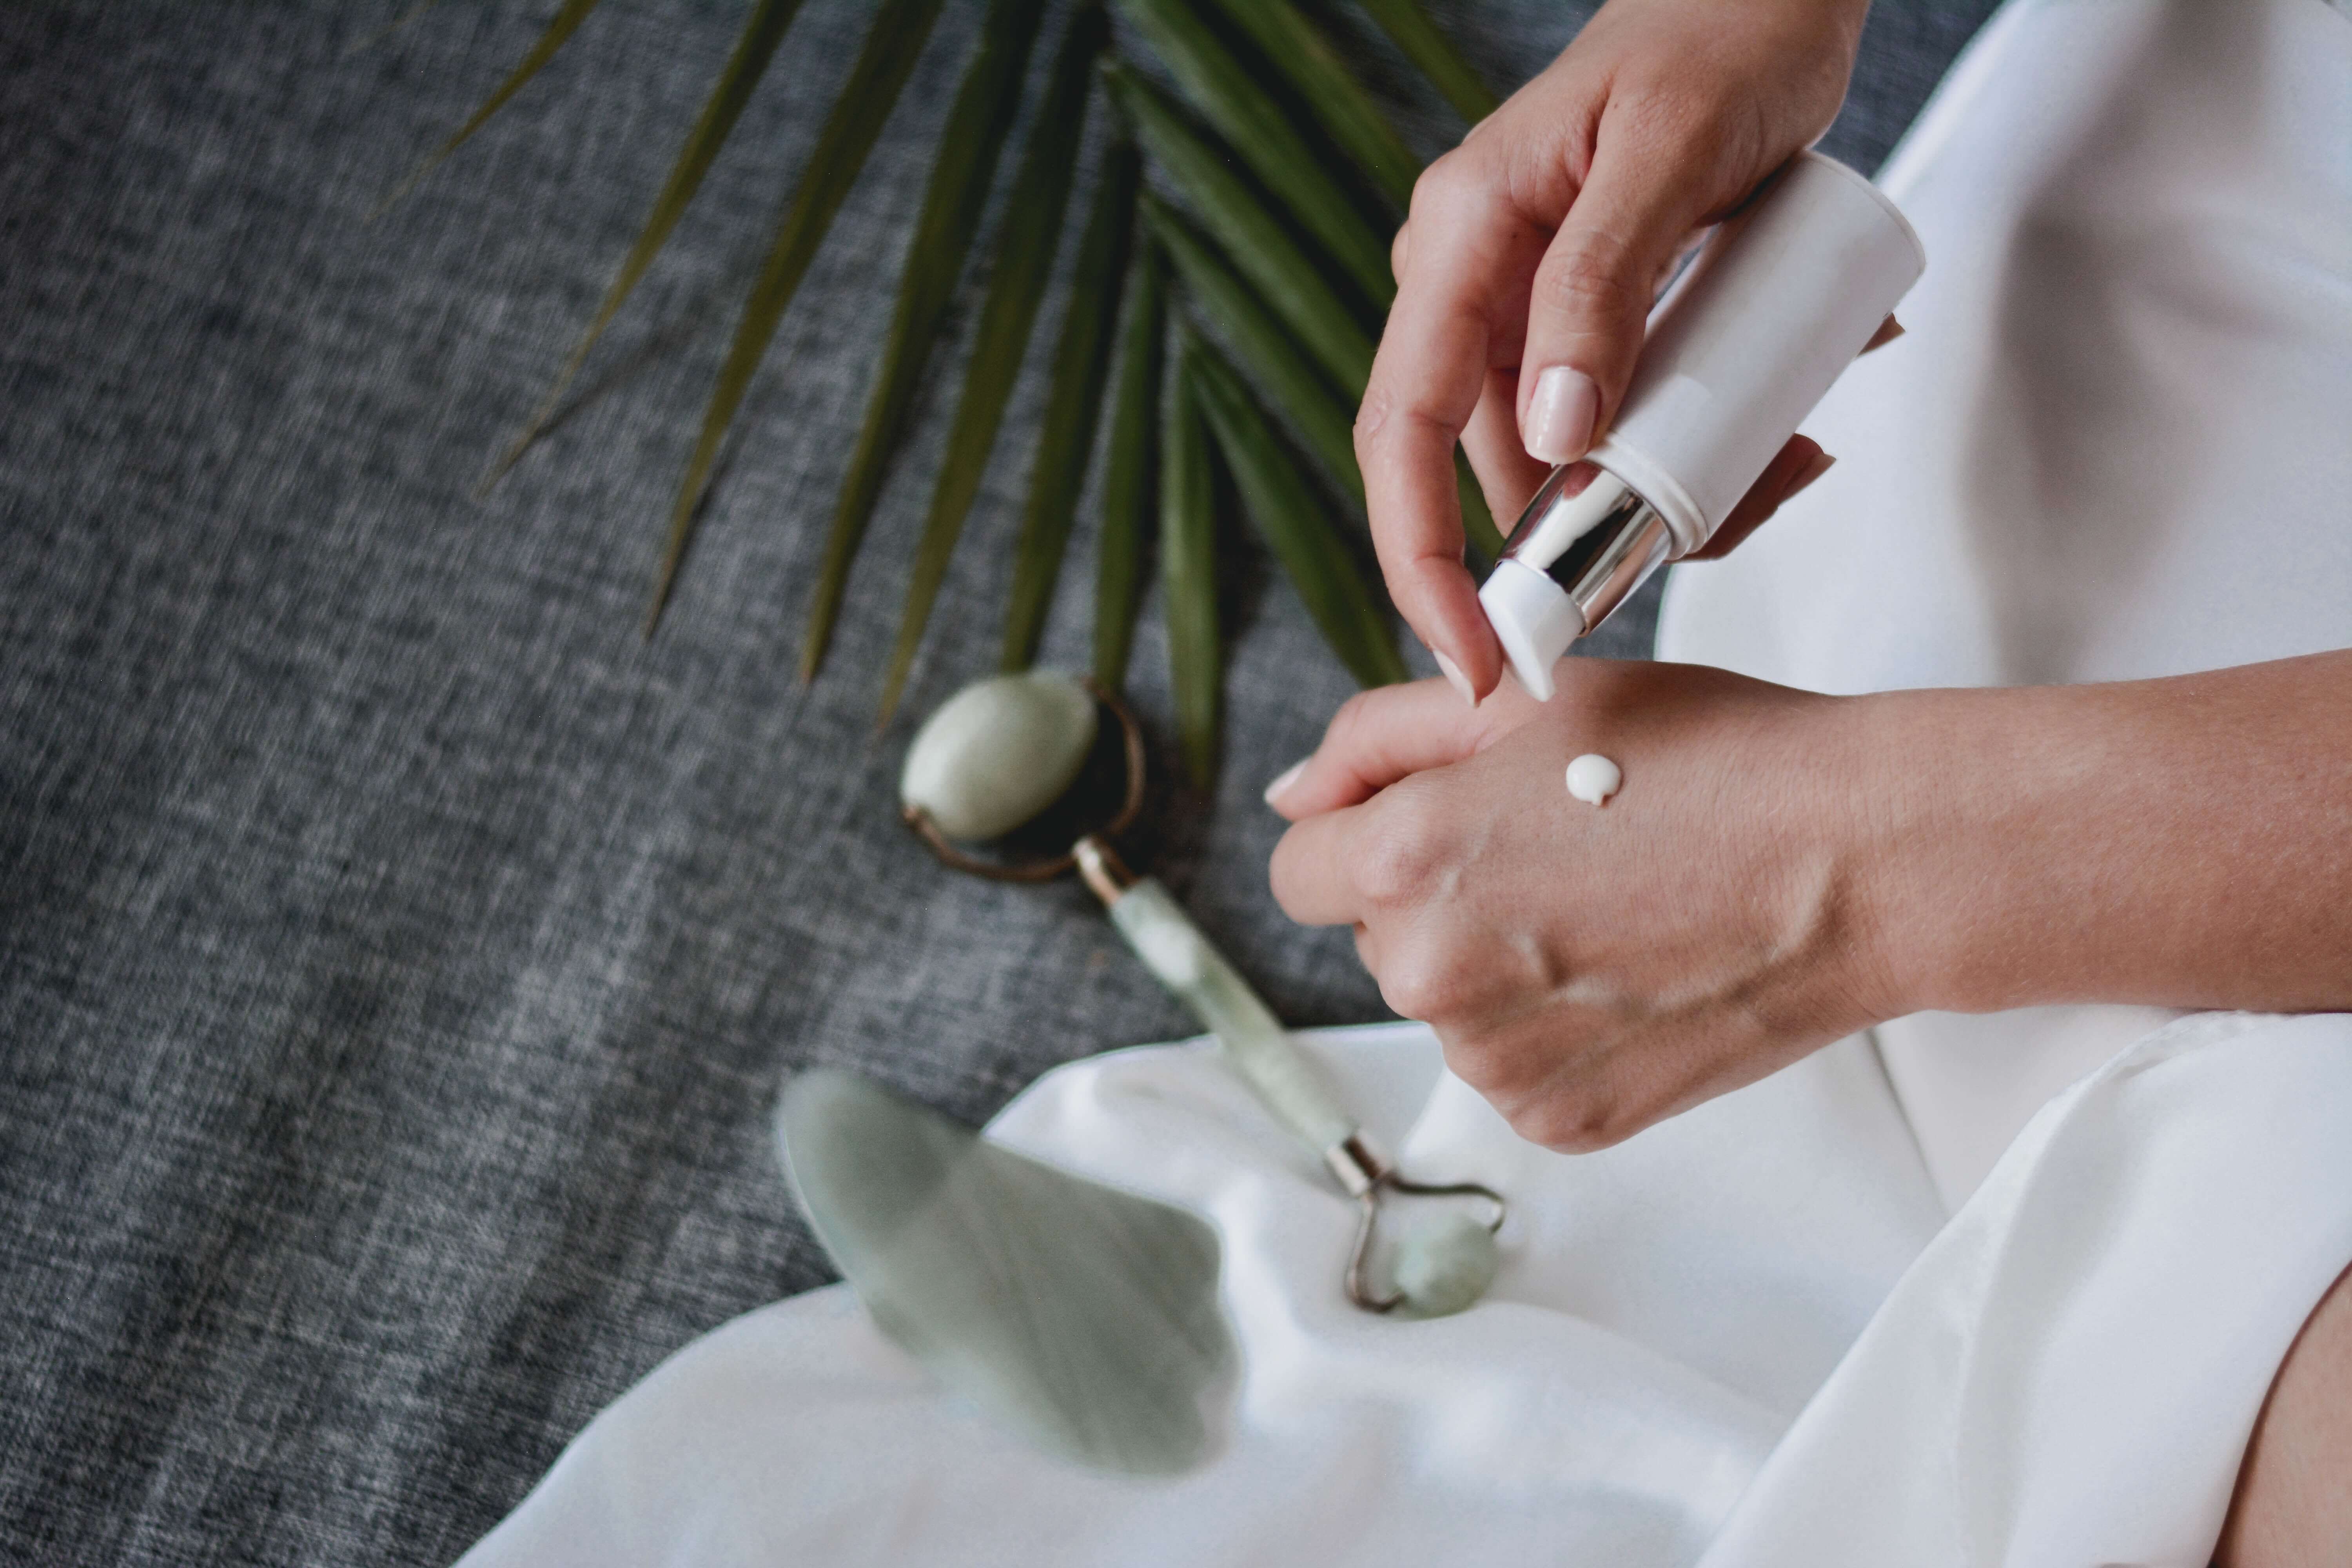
[460, 0, 2352, 1561]
[1661, 0, 2352, 1210]
[457, 1024, 1944, 1567]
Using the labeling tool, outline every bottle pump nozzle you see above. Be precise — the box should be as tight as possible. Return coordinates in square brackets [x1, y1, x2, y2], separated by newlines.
[1479, 151, 1925, 701]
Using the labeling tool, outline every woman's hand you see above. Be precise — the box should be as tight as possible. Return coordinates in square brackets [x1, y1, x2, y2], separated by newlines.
[1265, 662, 1901, 1152]
[1359, 0, 1870, 702]
[1265, 651, 2352, 1152]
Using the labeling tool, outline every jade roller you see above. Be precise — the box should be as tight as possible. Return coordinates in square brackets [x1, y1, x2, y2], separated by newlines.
[898, 671, 1507, 1318]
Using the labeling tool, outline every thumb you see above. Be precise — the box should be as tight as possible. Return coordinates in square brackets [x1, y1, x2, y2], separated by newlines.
[1516, 140, 1710, 466]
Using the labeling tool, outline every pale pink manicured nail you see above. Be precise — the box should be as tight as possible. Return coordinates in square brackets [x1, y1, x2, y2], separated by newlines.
[1263, 758, 1310, 807]
[1523, 366, 1599, 464]
[1433, 650, 1477, 708]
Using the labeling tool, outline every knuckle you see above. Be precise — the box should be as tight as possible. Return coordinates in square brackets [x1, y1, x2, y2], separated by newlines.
[1351, 383, 1393, 455]
[1437, 1030, 1503, 1093]
[1378, 947, 1466, 1024]
[1354, 784, 1447, 907]
[1536, 234, 1641, 323]
[1322, 688, 1384, 761]
[1522, 1093, 1634, 1155]
[1409, 149, 1484, 221]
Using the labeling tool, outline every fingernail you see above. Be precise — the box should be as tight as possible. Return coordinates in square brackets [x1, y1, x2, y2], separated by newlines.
[1263, 758, 1309, 807]
[1433, 650, 1477, 708]
[1523, 366, 1599, 464]
[1786, 450, 1837, 499]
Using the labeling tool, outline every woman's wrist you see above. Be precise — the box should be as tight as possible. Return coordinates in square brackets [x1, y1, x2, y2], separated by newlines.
[1822, 682, 2106, 1023]
[1825, 657, 2352, 1025]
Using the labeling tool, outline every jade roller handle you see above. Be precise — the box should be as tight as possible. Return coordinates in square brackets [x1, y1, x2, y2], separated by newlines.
[1077, 840, 1356, 1159]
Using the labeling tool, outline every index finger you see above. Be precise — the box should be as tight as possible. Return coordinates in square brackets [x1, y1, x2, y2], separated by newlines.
[1356, 170, 1531, 703]
[1271, 675, 1534, 820]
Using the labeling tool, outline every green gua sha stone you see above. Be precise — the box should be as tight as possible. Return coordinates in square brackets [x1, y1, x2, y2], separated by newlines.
[898, 671, 1099, 841]
[777, 1068, 1235, 1475]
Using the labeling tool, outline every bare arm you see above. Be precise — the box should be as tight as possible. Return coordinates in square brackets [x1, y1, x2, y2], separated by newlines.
[1861, 652, 2352, 1019]
[1266, 650, 2352, 1150]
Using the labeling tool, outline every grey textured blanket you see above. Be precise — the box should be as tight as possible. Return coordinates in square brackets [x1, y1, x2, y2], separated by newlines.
[0, 2, 1995, 1559]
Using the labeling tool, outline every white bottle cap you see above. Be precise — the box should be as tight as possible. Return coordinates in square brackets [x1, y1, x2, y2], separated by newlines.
[1479, 560, 1582, 702]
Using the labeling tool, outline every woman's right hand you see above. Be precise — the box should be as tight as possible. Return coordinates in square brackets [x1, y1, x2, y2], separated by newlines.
[1357, 0, 1871, 702]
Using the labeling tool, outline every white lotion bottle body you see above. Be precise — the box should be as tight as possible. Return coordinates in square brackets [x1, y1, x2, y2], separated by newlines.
[1481, 151, 1926, 700]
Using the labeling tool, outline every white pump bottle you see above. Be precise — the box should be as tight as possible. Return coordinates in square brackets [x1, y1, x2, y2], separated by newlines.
[1479, 150, 1925, 700]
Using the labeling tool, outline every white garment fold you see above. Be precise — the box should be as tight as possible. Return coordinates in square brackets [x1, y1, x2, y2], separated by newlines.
[1659, 0, 2352, 1210]
[461, 0, 2352, 1561]
[458, 1025, 1941, 1568]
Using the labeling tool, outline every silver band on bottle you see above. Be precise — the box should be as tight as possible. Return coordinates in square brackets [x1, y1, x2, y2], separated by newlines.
[1497, 461, 1674, 639]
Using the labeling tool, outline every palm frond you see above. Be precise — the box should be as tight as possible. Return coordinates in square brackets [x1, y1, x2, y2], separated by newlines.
[1105, 64, 1374, 393]
[1161, 344, 1222, 790]
[1004, 135, 1141, 674]
[1196, 0, 1419, 209]
[648, 0, 961, 637]
[1091, 241, 1167, 694]
[1145, 192, 1360, 510]
[791, 0, 1051, 669]
[1110, 0, 1390, 305]
[878, 3, 1107, 721]
[374, 0, 604, 218]
[1352, 0, 1497, 123]
[1455, 450, 1503, 559]
[1187, 332, 1403, 688]
[486, 0, 809, 486]
[413, 0, 1510, 717]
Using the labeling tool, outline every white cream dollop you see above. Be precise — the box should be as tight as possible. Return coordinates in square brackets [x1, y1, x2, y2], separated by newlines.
[1564, 753, 1621, 807]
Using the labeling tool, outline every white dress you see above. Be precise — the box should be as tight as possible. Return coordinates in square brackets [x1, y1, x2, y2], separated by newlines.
[458, 2, 2352, 1563]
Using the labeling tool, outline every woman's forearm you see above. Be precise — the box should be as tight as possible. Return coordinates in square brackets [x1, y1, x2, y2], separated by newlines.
[1860, 651, 2352, 1019]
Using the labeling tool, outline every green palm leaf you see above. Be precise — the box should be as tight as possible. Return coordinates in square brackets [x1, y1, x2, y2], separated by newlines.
[1186, 333, 1403, 688]
[1105, 64, 1374, 395]
[1092, 242, 1167, 693]
[1352, 0, 1498, 124]
[789, 0, 1049, 669]
[373, 0, 604, 218]
[1147, 195, 1503, 558]
[1109, 0, 1390, 306]
[648, 0, 960, 635]
[1144, 192, 1360, 509]
[1163, 344, 1223, 789]
[878, 3, 1107, 722]
[1195, 0, 1420, 209]
[1003, 135, 1142, 674]
[487, 0, 808, 485]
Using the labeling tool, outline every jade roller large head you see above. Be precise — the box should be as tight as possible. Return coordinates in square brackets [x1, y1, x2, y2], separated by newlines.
[896, 671, 1506, 1319]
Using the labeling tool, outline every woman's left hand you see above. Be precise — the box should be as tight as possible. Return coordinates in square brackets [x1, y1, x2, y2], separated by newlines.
[1265, 662, 1902, 1151]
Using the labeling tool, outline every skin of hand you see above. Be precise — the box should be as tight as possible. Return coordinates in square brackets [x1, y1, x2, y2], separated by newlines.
[1357, 0, 1871, 701]
[1265, 651, 2352, 1153]
[1266, 661, 1900, 1151]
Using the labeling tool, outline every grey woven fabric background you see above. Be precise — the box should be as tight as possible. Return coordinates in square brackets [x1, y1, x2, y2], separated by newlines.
[0, 2, 1998, 1560]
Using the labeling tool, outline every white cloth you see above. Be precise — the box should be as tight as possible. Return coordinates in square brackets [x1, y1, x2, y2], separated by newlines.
[460, 1, 2352, 1563]
[1659, 0, 2352, 1209]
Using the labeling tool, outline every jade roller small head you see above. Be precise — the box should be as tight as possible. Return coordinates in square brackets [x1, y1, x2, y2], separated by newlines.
[1388, 1210, 1503, 1319]
[899, 672, 1100, 841]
